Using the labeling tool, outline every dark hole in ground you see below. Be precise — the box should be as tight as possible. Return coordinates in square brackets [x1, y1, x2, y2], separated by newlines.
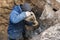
[53, 8, 57, 12]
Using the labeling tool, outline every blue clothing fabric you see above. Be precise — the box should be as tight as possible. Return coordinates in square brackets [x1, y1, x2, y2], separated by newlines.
[8, 5, 27, 39]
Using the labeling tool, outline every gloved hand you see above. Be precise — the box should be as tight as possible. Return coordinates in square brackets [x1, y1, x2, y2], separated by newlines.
[25, 11, 35, 21]
[25, 11, 33, 17]
[25, 11, 38, 27]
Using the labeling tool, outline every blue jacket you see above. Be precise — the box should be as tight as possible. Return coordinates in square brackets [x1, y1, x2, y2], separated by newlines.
[8, 5, 32, 39]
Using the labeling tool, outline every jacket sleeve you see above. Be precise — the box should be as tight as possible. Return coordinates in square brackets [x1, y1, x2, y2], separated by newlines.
[10, 5, 26, 23]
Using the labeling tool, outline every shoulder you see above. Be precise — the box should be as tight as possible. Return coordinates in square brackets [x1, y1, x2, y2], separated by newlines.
[12, 5, 22, 13]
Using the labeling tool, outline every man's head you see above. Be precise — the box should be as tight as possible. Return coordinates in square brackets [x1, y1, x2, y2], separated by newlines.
[21, 3, 32, 11]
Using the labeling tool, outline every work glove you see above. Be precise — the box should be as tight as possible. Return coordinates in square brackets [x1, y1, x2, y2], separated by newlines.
[25, 11, 38, 27]
[25, 11, 33, 17]
[25, 11, 35, 22]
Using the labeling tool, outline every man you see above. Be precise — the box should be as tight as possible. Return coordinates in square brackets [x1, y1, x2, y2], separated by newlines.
[8, 3, 34, 40]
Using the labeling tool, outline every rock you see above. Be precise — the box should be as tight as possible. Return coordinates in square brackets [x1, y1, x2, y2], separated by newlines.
[55, 10, 60, 23]
[40, 23, 60, 40]
[40, 4, 60, 26]
[14, 0, 24, 5]
[0, 0, 14, 9]
[51, 0, 60, 10]
[40, 4, 55, 20]
[0, 0, 14, 40]
[39, 4, 60, 34]
[30, 23, 60, 40]
[46, 0, 60, 10]
[39, 4, 56, 29]
[31, 0, 46, 11]
[30, 34, 41, 40]
[0, 0, 25, 9]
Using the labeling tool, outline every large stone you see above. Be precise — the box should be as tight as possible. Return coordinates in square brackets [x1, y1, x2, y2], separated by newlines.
[40, 4, 60, 26]
[40, 4, 55, 20]
[40, 4, 56, 29]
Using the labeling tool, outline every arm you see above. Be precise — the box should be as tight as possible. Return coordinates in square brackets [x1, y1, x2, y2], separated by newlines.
[10, 5, 26, 23]
[10, 10, 26, 23]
